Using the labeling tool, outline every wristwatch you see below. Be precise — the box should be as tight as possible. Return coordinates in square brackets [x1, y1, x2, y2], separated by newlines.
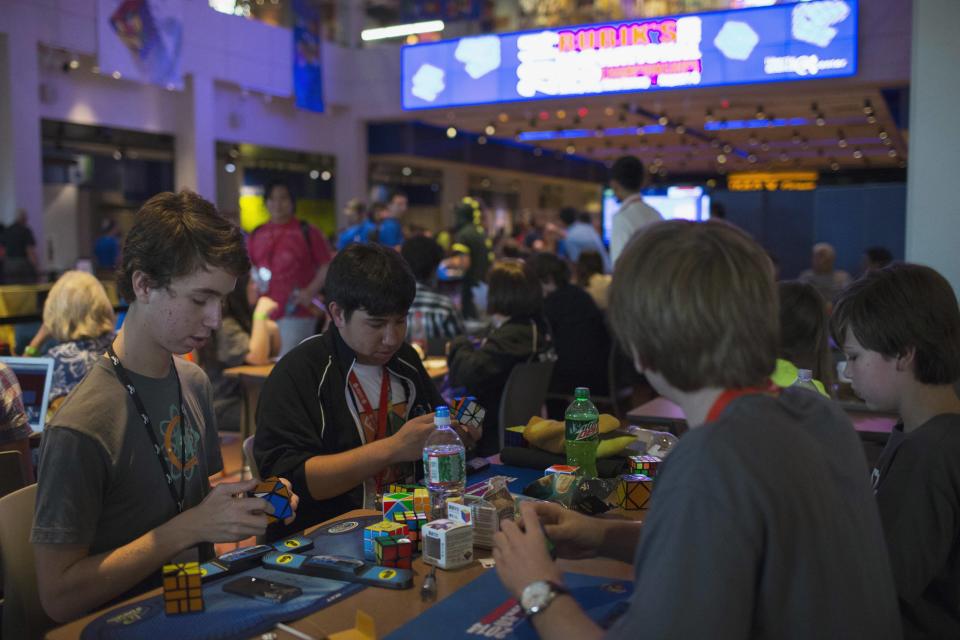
[520, 580, 569, 617]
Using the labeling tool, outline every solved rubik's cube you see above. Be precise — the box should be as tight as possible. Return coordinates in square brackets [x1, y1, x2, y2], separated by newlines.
[373, 535, 414, 569]
[392, 510, 428, 551]
[413, 488, 430, 514]
[453, 396, 486, 430]
[162, 562, 204, 615]
[616, 474, 653, 511]
[252, 476, 293, 523]
[382, 492, 414, 520]
[628, 455, 662, 479]
[363, 520, 409, 560]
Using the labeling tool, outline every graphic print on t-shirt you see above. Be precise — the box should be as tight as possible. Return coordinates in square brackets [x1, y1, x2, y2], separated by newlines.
[158, 403, 201, 482]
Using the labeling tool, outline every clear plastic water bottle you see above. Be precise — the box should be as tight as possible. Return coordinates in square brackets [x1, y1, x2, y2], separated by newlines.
[793, 368, 820, 393]
[423, 406, 466, 519]
[565, 387, 600, 478]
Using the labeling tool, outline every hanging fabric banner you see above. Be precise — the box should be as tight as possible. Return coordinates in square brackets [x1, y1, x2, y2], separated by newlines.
[98, 0, 184, 89]
[292, 0, 324, 113]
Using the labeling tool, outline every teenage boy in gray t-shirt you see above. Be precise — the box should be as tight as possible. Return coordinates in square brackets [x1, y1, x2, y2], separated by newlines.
[492, 220, 901, 639]
[31, 191, 298, 624]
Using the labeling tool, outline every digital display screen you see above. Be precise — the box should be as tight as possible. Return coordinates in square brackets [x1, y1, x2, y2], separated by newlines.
[602, 186, 711, 245]
[402, 0, 857, 109]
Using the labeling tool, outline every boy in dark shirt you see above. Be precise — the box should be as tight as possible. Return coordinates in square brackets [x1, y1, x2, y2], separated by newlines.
[493, 220, 900, 639]
[833, 262, 960, 639]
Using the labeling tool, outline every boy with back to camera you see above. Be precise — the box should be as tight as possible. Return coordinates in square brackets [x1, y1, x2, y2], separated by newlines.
[492, 220, 900, 639]
[832, 263, 960, 639]
[31, 191, 298, 624]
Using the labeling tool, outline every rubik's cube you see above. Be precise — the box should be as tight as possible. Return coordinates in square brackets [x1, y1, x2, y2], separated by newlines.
[453, 396, 486, 429]
[388, 483, 421, 494]
[616, 474, 653, 511]
[392, 510, 428, 551]
[382, 492, 414, 519]
[628, 455, 662, 479]
[363, 520, 409, 560]
[373, 535, 414, 569]
[413, 488, 430, 514]
[252, 476, 293, 523]
[162, 562, 204, 615]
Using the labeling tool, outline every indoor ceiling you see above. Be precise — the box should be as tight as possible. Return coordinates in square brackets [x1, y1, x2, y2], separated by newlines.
[406, 79, 908, 177]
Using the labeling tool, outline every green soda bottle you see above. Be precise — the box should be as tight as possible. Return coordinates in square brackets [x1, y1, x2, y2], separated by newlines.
[564, 387, 599, 478]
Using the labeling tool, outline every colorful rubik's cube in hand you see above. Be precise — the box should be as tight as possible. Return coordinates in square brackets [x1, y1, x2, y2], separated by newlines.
[382, 492, 414, 519]
[616, 474, 653, 511]
[363, 520, 409, 560]
[374, 535, 414, 569]
[453, 396, 486, 430]
[392, 510, 428, 551]
[162, 562, 204, 615]
[413, 488, 430, 514]
[628, 455, 662, 479]
[252, 476, 293, 523]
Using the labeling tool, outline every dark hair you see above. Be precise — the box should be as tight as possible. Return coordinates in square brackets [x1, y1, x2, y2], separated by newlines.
[264, 180, 293, 204]
[831, 263, 960, 384]
[575, 251, 605, 286]
[609, 220, 777, 391]
[610, 155, 644, 192]
[864, 246, 893, 269]
[487, 260, 542, 317]
[325, 243, 416, 320]
[117, 191, 250, 301]
[401, 235, 444, 283]
[558, 207, 578, 227]
[528, 252, 570, 288]
[778, 281, 833, 388]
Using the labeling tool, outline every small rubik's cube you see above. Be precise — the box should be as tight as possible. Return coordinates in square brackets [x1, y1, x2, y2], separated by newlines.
[162, 562, 204, 615]
[251, 476, 293, 523]
[413, 488, 430, 514]
[616, 474, 653, 511]
[628, 455, 662, 479]
[363, 520, 409, 560]
[453, 396, 486, 430]
[392, 510, 428, 551]
[387, 483, 421, 494]
[373, 535, 414, 569]
[382, 492, 414, 520]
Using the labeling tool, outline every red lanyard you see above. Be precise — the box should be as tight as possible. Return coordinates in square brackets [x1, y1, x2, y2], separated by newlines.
[347, 367, 391, 442]
[705, 382, 778, 424]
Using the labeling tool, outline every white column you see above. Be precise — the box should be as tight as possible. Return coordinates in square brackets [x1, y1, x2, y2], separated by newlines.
[0, 14, 45, 268]
[331, 115, 368, 229]
[905, 0, 960, 292]
[442, 166, 469, 229]
[175, 73, 216, 200]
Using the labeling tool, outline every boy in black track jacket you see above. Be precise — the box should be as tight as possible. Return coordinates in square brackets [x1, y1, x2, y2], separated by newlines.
[255, 243, 478, 533]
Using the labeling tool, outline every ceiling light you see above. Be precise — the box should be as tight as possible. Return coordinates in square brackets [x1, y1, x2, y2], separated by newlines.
[888, 149, 897, 157]
[361, 20, 444, 41]
[309, 169, 320, 179]
[401, 166, 413, 176]
[484, 124, 496, 136]
[815, 113, 826, 126]
[658, 114, 669, 126]
[716, 154, 727, 164]
[852, 148, 863, 159]
[477, 136, 487, 144]
[320, 170, 332, 181]
[604, 107, 615, 116]
[225, 162, 237, 173]
[446, 126, 457, 138]
[565, 144, 576, 154]
[878, 130, 888, 140]
[555, 110, 566, 119]
[755, 105, 766, 119]
[497, 113, 509, 123]
[111, 70, 122, 80]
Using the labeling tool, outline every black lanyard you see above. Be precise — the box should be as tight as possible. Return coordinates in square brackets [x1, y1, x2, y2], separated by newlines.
[106, 345, 187, 513]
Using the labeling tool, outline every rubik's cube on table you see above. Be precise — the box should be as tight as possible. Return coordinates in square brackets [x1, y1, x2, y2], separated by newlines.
[373, 535, 414, 569]
[616, 474, 653, 511]
[387, 483, 421, 494]
[392, 510, 428, 551]
[252, 476, 293, 523]
[453, 396, 485, 430]
[382, 492, 414, 519]
[628, 455, 662, 479]
[363, 520, 409, 560]
[162, 562, 203, 615]
[413, 488, 430, 513]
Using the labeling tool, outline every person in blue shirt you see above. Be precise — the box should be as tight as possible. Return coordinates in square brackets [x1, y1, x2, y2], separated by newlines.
[375, 191, 407, 248]
[557, 208, 610, 273]
[93, 219, 121, 271]
[336, 200, 377, 250]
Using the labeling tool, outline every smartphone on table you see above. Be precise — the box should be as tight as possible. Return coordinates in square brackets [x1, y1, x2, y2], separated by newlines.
[222, 576, 303, 604]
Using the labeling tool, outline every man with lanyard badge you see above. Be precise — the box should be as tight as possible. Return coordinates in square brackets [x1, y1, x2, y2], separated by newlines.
[31, 191, 298, 625]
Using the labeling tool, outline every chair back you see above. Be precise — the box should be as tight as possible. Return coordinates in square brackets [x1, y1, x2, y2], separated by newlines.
[242, 435, 260, 480]
[498, 360, 555, 450]
[0, 483, 55, 640]
[0, 450, 25, 499]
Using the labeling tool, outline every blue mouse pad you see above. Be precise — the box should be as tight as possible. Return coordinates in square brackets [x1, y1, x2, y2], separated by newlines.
[81, 515, 384, 640]
[386, 570, 633, 639]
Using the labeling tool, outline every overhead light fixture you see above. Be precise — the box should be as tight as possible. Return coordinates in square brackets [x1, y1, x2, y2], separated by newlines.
[852, 148, 864, 159]
[863, 99, 874, 115]
[716, 154, 727, 164]
[565, 144, 576, 154]
[484, 124, 496, 136]
[830, 160, 840, 171]
[320, 170, 332, 181]
[878, 130, 889, 140]
[113, 148, 123, 161]
[497, 112, 509, 123]
[658, 113, 669, 126]
[477, 136, 487, 144]
[446, 126, 457, 138]
[555, 110, 566, 119]
[309, 169, 320, 179]
[361, 20, 444, 42]
[755, 105, 766, 119]
[705, 108, 714, 122]
[224, 162, 236, 174]
[888, 149, 897, 158]
[815, 113, 826, 126]
[111, 70, 122, 80]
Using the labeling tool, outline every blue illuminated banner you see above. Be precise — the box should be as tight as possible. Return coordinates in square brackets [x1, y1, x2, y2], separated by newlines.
[401, 0, 857, 110]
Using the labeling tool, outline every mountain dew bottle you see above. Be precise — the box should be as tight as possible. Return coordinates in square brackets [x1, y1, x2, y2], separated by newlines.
[565, 387, 599, 478]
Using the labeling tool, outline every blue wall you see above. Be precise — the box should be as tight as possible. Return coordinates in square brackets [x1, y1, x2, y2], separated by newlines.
[713, 183, 906, 279]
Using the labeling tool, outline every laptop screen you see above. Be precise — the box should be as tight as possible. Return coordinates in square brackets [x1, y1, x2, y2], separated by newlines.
[0, 356, 54, 433]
